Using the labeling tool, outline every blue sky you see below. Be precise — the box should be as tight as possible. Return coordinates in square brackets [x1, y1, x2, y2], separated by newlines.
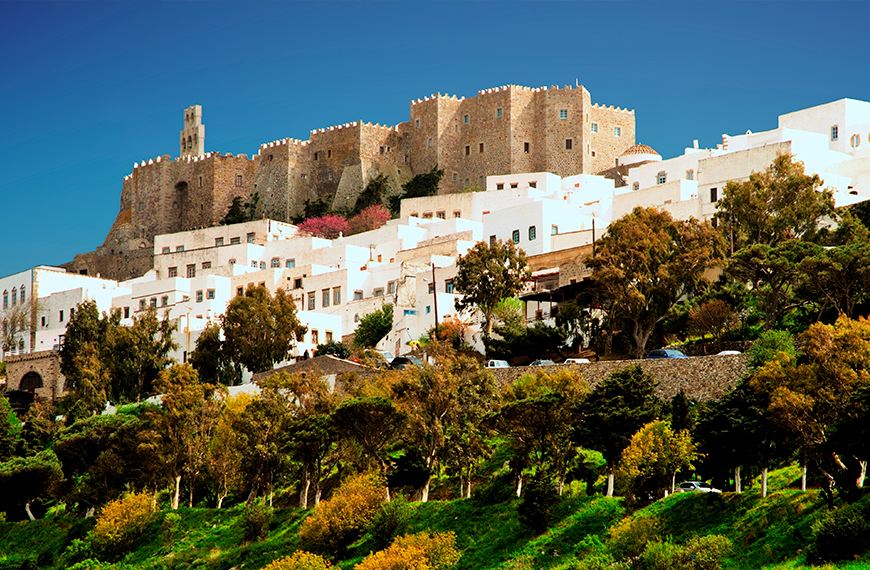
[1, 1, 869, 278]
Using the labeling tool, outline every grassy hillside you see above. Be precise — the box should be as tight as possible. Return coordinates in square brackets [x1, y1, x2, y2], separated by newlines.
[1, 470, 869, 570]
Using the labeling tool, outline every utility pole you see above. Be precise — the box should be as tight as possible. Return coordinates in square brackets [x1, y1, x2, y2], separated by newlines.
[431, 262, 439, 333]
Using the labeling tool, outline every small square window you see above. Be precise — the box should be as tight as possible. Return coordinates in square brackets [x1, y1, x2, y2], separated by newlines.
[150, 297, 157, 308]
[463, 114, 469, 124]
[710, 187, 718, 203]
[565, 139, 573, 150]
[139, 300, 146, 311]
[271, 258, 280, 268]
[453, 173, 458, 182]
[510, 183, 518, 189]
[207, 289, 215, 300]
[437, 211, 446, 219]
[168, 267, 178, 278]
[333, 287, 341, 305]
[657, 172, 667, 185]
[591, 123, 598, 133]
[496, 108, 502, 118]
[529, 181, 536, 188]
[236, 287, 244, 296]
[832, 125, 839, 141]
[354, 290, 363, 301]
[176, 245, 184, 252]
[633, 182, 640, 191]
[512, 229, 520, 244]
[551, 225, 559, 235]
[686, 169, 694, 181]
[251, 261, 257, 268]
[529, 226, 536, 241]
[311, 329, 319, 344]
[446, 280, 454, 294]
[559, 109, 568, 119]
[259, 261, 266, 270]
[247, 233, 255, 243]
[374, 288, 384, 297]
[490, 235, 496, 246]
[286, 259, 296, 268]
[161, 295, 169, 306]
[322, 289, 330, 307]
[294, 278, 303, 289]
[215, 237, 224, 246]
[496, 183, 504, 190]
[428, 283, 435, 294]
[187, 265, 196, 278]
[615, 126, 621, 137]
[202, 261, 211, 269]
[230, 237, 240, 245]
[196, 291, 203, 303]
[454, 211, 461, 218]
[229, 258, 237, 265]
[162, 247, 170, 254]
[308, 293, 316, 310]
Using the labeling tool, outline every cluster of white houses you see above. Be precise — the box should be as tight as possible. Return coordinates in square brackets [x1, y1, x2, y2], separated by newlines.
[5, 98, 870, 399]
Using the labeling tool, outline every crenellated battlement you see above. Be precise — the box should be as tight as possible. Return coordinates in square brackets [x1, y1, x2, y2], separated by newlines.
[257, 137, 310, 154]
[411, 92, 464, 106]
[591, 102, 635, 114]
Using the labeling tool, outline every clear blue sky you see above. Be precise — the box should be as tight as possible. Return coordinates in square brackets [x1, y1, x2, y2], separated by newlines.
[1, 1, 868, 278]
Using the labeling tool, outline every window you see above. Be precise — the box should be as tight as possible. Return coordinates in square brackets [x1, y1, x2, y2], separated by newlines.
[286, 259, 296, 268]
[215, 237, 224, 246]
[314, 151, 319, 160]
[229, 258, 236, 265]
[11, 289, 16, 306]
[139, 299, 146, 311]
[196, 291, 203, 302]
[168, 267, 178, 278]
[496, 183, 504, 190]
[325, 331, 333, 343]
[657, 172, 667, 184]
[489, 235, 496, 246]
[464, 179, 469, 186]
[496, 108, 502, 118]
[529, 181, 536, 188]
[187, 264, 196, 278]
[259, 261, 266, 270]
[832, 125, 839, 141]
[207, 289, 215, 300]
[236, 174, 243, 186]
[452, 173, 458, 182]
[465, 145, 470, 156]
[311, 330, 319, 344]
[454, 211, 461, 218]
[162, 247, 171, 254]
[565, 138, 573, 150]
[59, 310, 64, 322]
[529, 226, 537, 240]
[591, 123, 598, 133]
[294, 278, 303, 289]
[445, 280, 454, 293]
[510, 183, 518, 189]
[198, 175, 203, 187]
[479, 142, 484, 153]
[374, 288, 384, 297]
[308, 293, 315, 310]
[559, 109, 568, 119]
[333, 287, 341, 305]
[710, 187, 718, 203]
[615, 126, 621, 137]
[41, 316, 46, 327]
[512, 229, 520, 244]
[437, 211, 446, 219]
[852, 134, 861, 148]
[428, 138, 433, 147]
[322, 289, 330, 307]
[380, 146, 385, 155]
[388, 281, 396, 294]
[633, 182, 640, 191]
[161, 295, 169, 306]
[236, 287, 244, 296]
[123, 307, 130, 319]
[176, 245, 184, 252]
[150, 297, 157, 308]
[426, 306, 431, 314]
[230, 237, 241, 245]
[685, 169, 694, 181]
[251, 261, 257, 268]
[354, 290, 363, 301]
[551, 225, 559, 235]
[712, 218, 719, 228]
[428, 282, 435, 294]
[415, 119, 420, 128]
[2, 292, 6, 309]
[271, 258, 280, 268]
[354, 314, 360, 322]
[524, 142, 529, 153]
[202, 261, 211, 269]
[463, 114, 469, 124]
[247, 233, 255, 244]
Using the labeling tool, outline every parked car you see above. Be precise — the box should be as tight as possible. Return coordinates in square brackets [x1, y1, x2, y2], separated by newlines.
[564, 358, 590, 364]
[675, 481, 721, 493]
[716, 350, 742, 355]
[646, 349, 688, 359]
[391, 355, 424, 370]
[486, 359, 510, 368]
[530, 359, 556, 366]
[358, 350, 391, 369]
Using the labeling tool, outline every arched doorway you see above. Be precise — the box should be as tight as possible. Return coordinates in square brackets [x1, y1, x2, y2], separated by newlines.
[19, 371, 43, 393]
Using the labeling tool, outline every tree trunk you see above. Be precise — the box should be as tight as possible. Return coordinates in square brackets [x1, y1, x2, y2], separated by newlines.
[25, 501, 35, 521]
[421, 474, 432, 503]
[761, 466, 768, 498]
[86, 506, 95, 518]
[189, 482, 194, 508]
[671, 472, 676, 494]
[217, 493, 225, 509]
[606, 466, 615, 497]
[734, 466, 741, 493]
[515, 472, 524, 497]
[466, 479, 473, 499]
[300, 477, 310, 509]
[558, 475, 565, 496]
[801, 464, 807, 492]
[172, 474, 182, 510]
[858, 460, 867, 488]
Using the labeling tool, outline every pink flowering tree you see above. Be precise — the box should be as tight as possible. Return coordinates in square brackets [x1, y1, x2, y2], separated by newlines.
[299, 215, 349, 240]
[347, 205, 391, 236]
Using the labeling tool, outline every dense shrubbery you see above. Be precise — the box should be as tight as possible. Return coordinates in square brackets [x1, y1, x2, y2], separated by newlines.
[355, 532, 460, 570]
[259, 551, 336, 570]
[241, 502, 274, 543]
[809, 496, 870, 563]
[89, 492, 153, 558]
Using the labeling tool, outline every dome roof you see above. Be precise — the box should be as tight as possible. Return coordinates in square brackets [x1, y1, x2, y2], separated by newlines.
[620, 143, 660, 157]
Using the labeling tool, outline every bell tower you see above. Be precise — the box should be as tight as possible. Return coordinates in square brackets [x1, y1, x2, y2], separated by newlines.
[179, 105, 205, 157]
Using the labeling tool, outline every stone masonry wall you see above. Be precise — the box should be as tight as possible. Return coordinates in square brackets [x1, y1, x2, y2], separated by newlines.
[5, 349, 66, 401]
[486, 354, 747, 402]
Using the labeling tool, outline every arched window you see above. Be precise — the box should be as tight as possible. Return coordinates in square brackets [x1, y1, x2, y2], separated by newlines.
[20, 371, 43, 393]
[19, 286, 25, 304]
[852, 134, 861, 148]
[188, 136, 193, 149]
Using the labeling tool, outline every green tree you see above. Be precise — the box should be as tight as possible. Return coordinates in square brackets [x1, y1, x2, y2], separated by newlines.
[60, 300, 118, 413]
[616, 420, 696, 505]
[222, 193, 260, 225]
[574, 365, 661, 496]
[454, 240, 531, 339]
[715, 153, 835, 249]
[353, 174, 390, 215]
[800, 235, 870, 319]
[745, 329, 796, 371]
[0, 450, 63, 520]
[0, 397, 21, 462]
[588, 207, 725, 358]
[189, 322, 238, 385]
[389, 166, 443, 215]
[315, 340, 352, 359]
[223, 285, 305, 374]
[688, 300, 738, 350]
[352, 304, 393, 348]
[105, 307, 178, 402]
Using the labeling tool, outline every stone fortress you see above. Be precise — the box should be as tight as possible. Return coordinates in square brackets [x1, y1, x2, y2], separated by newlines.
[63, 84, 635, 281]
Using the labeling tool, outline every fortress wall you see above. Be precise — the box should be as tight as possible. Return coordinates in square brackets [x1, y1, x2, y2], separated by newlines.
[409, 96, 448, 182]
[310, 123, 363, 200]
[588, 102, 636, 174]
[452, 88, 513, 189]
[539, 86, 591, 177]
[255, 138, 312, 221]
[509, 87, 541, 174]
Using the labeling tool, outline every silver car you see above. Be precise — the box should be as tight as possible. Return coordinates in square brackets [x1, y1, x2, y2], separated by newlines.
[676, 481, 721, 493]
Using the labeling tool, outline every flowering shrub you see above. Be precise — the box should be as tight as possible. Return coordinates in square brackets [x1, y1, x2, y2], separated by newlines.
[299, 215, 349, 239]
[90, 491, 154, 557]
[355, 532, 460, 570]
[347, 205, 391, 236]
[259, 551, 336, 570]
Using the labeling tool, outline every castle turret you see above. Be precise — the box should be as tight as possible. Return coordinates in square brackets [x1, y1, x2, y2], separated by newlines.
[180, 105, 205, 157]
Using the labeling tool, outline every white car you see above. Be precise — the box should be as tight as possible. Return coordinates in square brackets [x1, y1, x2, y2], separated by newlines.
[564, 358, 590, 364]
[716, 350, 742, 356]
[486, 360, 510, 368]
[676, 481, 721, 493]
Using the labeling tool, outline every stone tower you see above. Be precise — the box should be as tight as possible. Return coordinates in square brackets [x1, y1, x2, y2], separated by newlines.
[180, 105, 205, 157]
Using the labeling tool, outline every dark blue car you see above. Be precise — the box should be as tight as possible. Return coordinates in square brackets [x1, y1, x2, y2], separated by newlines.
[646, 349, 688, 359]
